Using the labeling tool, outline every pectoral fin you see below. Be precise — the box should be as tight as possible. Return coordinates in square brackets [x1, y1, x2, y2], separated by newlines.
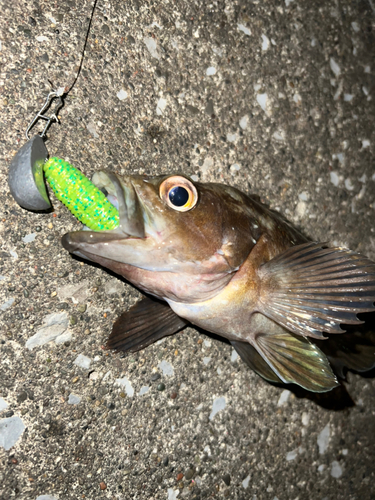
[257, 242, 375, 339]
[250, 329, 339, 392]
[105, 296, 188, 352]
[230, 340, 282, 384]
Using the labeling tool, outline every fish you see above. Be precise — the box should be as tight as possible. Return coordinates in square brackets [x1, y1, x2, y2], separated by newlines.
[61, 172, 375, 393]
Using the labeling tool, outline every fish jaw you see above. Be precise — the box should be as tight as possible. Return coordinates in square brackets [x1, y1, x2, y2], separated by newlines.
[61, 170, 155, 269]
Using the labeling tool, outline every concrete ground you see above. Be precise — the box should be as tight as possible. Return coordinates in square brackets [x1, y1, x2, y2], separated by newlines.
[0, 0, 374, 499]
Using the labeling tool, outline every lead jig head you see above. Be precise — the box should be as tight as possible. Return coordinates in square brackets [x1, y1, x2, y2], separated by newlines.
[8, 134, 51, 211]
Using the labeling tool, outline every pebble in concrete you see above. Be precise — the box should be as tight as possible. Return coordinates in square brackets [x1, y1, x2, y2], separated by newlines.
[68, 394, 81, 405]
[209, 396, 226, 420]
[286, 449, 298, 461]
[115, 376, 134, 397]
[158, 360, 174, 376]
[0, 416, 25, 451]
[104, 278, 125, 295]
[26, 312, 70, 349]
[156, 98, 167, 116]
[74, 354, 92, 370]
[239, 115, 249, 130]
[226, 132, 238, 142]
[144, 37, 160, 60]
[57, 281, 90, 304]
[1, 298, 15, 311]
[167, 488, 179, 500]
[201, 156, 214, 174]
[331, 461, 343, 478]
[277, 390, 291, 407]
[117, 89, 128, 101]
[261, 34, 270, 51]
[22, 233, 36, 243]
[237, 24, 251, 36]
[317, 424, 330, 455]
[256, 93, 269, 115]
[139, 386, 150, 396]
[330, 57, 341, 77]
[231, 349, 238, 362]
[330, 171, 339, 186]
[242, 475, 250, 488]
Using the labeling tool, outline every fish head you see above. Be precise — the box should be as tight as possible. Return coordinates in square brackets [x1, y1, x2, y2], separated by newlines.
[61, 172, 256, 300]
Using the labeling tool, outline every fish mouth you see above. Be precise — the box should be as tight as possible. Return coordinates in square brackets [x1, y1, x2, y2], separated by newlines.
[61, 171, 146, 258]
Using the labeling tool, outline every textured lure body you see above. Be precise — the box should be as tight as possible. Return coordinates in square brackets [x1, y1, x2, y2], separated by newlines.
[43, 157, 119, 231]
[60, 171, 375, 393]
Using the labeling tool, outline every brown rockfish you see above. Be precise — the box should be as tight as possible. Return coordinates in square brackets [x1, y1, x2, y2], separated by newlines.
[62, 172, 375, 392]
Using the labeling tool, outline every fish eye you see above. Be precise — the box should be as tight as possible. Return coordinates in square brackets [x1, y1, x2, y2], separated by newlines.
[159, 176, 198, 212]
[168, 186, 189, 207]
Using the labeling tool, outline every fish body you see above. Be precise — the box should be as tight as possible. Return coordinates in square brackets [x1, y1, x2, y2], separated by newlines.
[62, 172, 375, 392]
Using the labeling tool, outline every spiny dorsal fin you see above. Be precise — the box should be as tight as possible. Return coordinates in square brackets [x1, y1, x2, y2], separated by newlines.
[105, 296, 188, 352]
[257, 242, 375, 339]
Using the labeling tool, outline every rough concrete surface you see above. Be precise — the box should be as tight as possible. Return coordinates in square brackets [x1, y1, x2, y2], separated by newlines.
[1, 1, 375, 499]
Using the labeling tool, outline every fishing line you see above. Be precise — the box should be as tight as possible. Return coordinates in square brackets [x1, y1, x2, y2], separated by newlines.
[26, 0, 100, 139]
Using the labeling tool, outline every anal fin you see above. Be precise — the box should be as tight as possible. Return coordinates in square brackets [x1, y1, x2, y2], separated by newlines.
[105, 296, 188, 352]
[230, 340, 282, 384]
[250, 329, 339, 392]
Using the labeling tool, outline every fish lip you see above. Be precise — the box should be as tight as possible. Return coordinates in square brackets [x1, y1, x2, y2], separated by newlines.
[61, 232, 91, 256]
[61, 232, 77, 254]
[61, 171, 146, 253]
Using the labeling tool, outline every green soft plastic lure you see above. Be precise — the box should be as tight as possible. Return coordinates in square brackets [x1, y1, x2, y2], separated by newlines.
[43, 157, 119, 231]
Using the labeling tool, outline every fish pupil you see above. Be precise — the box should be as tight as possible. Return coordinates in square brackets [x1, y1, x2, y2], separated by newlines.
[168, 186, 189, 207]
